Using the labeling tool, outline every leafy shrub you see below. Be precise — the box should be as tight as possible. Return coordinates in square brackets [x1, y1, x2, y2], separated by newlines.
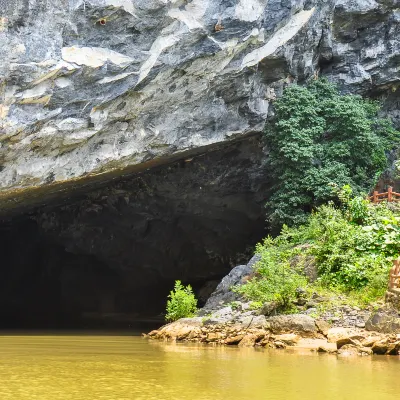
[235, 237, 307, 311]
[166, 280, 198, 322]
[237, 195, 397, 307]
[265, 79, 398, 228]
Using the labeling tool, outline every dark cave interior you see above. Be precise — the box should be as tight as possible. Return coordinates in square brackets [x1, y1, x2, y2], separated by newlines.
[0, 137, 270, 329]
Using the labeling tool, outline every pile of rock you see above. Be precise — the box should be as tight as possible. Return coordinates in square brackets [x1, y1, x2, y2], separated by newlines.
[198, 257, 374, 330]
[147, 314, 320, 349]
[148, 255, 400, 357]
[146, 313, 400, 357]
[305, 303, 372, 329]
[320, 327, 400, 356]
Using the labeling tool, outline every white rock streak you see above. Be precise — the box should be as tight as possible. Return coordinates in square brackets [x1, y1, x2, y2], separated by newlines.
[241, 8, 315, 69]
[62, 46, 134, 68]
[168, 0, 209, 30]
[168, 8, 203, 30]
[137, 33, 180, 85]
[235, 0, 266, 22]
[105, 0, 136, 16]
[98, 72, 137, 84]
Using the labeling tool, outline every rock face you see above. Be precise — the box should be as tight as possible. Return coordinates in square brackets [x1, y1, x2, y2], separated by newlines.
[0, 0, 399, 328]
[0, 0, 399, 212]
[202, 255, 260, 311]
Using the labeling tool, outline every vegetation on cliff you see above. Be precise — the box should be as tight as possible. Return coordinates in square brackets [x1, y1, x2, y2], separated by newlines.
[237, 188, 400, 310]
[265, 79, 399, 228]
[164, 80, 400, 321]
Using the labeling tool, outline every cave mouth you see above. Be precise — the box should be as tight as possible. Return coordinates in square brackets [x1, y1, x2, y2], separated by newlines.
[0, 137, 270, 329]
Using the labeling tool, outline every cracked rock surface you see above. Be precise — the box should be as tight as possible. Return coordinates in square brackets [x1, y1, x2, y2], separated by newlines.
[0, 0, 398, 210]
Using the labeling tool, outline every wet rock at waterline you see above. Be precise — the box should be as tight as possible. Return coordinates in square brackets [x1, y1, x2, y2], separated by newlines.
[147, 313, 400, 356]
[0, 0, 399, 213]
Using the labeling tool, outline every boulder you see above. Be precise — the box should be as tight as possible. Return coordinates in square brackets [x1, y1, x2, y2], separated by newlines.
[236, 315, 267, 329]
[154, 318, 203, 341]
[204, 307, 235, 324]
[206, 332, 224, 342]
[202, 256, 260, 311]
[315, 319, 330, 337]
[365, 309, 400, 334]
[268, 315, 317, 337]
[238, 334, 258, 348]
[225, 335, 245, 345]
[361, 336, 382, 348]
[385, 342, 400, 355]
[327, 327, 352, 343]
[290, 249, 318, 282]
[259, 302, 279, 317]
[258, 336, 271, 347]
[358, 347, 373, 356]
[338, 344, 359, 357]
[273, 341, 287, 349]
[371, 339, 389, 355]
[317, 345, 337, 354]
[336, 337, 358, 349]
[273, 334, 301, 346]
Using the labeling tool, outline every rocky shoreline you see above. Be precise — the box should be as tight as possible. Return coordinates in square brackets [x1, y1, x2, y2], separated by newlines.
[146, 256, 400, 356]
[146, 308, 400, 357]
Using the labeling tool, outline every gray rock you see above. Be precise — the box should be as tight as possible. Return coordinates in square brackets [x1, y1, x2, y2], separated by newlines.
[306, 301, 319, 309]
[259, 301, 279, 316]
[365, 309, 400, 334]
[202, 255, 260, 311]
[304, 307, 318, 315]
[206, 306, 235, 324]
[0, 0, 398, 213]
[268, 314, 318, 337]
[236, 315, 267, 329]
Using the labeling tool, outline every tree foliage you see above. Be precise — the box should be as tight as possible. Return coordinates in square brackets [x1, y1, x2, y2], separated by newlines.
[265, 79, 399, 228]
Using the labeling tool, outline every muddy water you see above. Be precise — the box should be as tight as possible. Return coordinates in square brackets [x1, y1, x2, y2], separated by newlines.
[0, 335, 398, 400]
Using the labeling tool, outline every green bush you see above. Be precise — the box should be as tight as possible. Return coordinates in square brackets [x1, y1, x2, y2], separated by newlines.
[265, 79, 398, 228]
[237, 195, 396, 307]
[235, 237, 308, 311]
[165, 280, 198, 322]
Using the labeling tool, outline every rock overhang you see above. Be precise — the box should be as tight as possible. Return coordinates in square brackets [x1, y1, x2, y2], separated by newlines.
[0, 0, 398, 213]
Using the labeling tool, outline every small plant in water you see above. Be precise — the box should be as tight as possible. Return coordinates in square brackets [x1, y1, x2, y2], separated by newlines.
[166, 280, 198, 322]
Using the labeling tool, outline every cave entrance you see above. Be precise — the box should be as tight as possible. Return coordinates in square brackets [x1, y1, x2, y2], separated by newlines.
[0, 138, 269, 329]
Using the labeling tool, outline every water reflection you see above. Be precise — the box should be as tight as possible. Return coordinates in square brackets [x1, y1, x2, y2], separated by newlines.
[0, 335, 398, 400]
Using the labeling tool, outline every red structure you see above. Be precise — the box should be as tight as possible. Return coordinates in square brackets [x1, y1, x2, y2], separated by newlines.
[368, 186, 400, 203]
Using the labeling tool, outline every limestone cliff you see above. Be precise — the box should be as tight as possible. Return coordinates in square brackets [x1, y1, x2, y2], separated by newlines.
[1, 0, 398, 212]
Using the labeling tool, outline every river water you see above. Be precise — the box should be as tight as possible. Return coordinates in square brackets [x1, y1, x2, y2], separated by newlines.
[0, 334, 398, 400]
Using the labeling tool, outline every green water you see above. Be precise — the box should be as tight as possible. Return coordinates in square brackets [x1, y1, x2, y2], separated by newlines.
[0, 335, 398, 400]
